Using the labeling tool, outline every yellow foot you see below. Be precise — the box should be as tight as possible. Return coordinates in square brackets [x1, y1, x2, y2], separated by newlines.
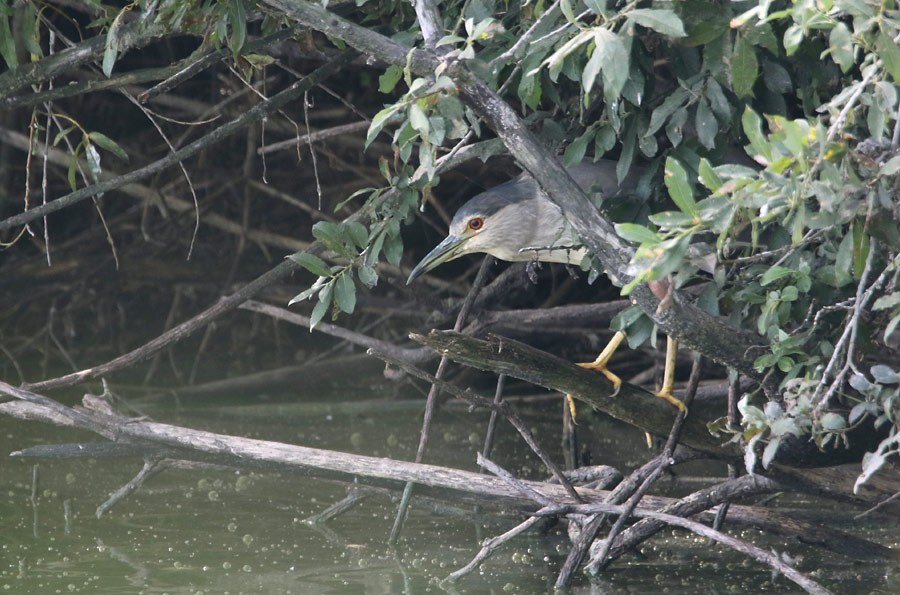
[577, 331, 625, 395]
[656, 336, 687, 413]
[655, 386, 688, 413]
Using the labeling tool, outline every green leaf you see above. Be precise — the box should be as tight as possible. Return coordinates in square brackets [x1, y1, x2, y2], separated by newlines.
[873, 292, 900, 311]
[876, 31, 900, 83]
[0, 11, 17, 71]
[312, 221, 351, 256]
[663, 157, 698, 217]
[564, 129, 592, 166]
[366, 105, 400, 148]
[760, 266, 793, 286]
[761, 436, 781, 469]
[627, 9, 686, 37]
[697, 158, 723, 191]
[227, 0, 247, 55]
[834, 232, 854, 286]
[21, 0, 42, 58]
[828, 23, 853, 72]
[705, 78, 731, 121]
[67, 155, 78, 191]
[409, 102, 429, 135]
[852, 220, 869, 279]
[288, 285, 320, 306]
[560, 0, 577, 24]
[102, 12, 127, 78]
[383, 232, 403, 267]
[357, 264, 378, 288]
[646, 87, 690, 136]
[742, 107, 771, 162]
[334, 272, 356, 314]
[594, 28, 629, 98]
[615, 223, 660, 244]
[731, 34, 758, 98]
[88, 132, 129, 161]
[346, 222, 369, 249]
[582, 39, 604, 95]
[695, 98, 718, 150]
[53, 127, 76, 147]
[309, 283, 333, 330]
[871, 364, 899, 384]
[288, 252, 333, 277]
[379, 64, 403, 93]
[820, 412, 847, 432]
[648, 211, 696, 228]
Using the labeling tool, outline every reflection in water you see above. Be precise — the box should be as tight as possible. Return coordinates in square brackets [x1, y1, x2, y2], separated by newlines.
[1, 393, 896, 593]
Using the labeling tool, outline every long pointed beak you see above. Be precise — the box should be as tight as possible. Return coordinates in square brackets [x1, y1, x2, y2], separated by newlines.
[407, 234, 466, 283]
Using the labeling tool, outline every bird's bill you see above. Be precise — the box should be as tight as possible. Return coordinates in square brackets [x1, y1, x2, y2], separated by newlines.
[407, 234, 466, 283]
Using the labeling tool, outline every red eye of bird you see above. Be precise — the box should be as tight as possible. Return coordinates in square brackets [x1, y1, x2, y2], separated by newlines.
[467, 217, 484, 231]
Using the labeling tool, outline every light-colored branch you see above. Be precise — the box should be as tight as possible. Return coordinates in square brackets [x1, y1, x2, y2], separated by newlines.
[0, 384, 891, 579]
[414, 0, 445, 48]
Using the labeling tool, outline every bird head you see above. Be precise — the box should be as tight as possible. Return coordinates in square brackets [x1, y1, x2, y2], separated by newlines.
[407, 161, 626, 283]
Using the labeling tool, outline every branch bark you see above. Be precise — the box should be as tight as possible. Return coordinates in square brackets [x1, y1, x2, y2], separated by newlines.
[412, 330, 885, 468]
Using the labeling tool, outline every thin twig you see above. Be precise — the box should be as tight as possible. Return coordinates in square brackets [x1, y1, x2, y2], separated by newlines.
[388, 255, 494, 543]
[369, 348, 581, 501]
[96, 457, 167, 518]
[444, 514, 547, 583]
[539, 502, 833, 595]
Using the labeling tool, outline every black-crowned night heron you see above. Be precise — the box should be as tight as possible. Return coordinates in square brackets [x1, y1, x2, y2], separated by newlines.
[407, 160, 685, 412]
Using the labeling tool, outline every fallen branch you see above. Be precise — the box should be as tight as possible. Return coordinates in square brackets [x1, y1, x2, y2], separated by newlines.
[412, 330, 888, 468]
[0, 382, 891, 564]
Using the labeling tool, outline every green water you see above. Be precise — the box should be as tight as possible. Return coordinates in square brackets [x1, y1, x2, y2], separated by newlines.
[1, 392, 896, 593]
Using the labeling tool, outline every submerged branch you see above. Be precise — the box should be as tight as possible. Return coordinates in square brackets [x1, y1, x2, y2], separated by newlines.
[0, 383, 890, 565]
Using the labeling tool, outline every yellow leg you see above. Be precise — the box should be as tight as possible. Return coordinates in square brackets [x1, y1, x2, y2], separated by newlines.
[565, 394, 578, 423]
[656, 337, 687, 412]
[565, 330, 626, 423]
[577, 330, 626, 394]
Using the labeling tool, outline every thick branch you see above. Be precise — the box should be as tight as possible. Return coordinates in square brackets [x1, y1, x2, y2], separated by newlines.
[412, 330, 881, 468]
